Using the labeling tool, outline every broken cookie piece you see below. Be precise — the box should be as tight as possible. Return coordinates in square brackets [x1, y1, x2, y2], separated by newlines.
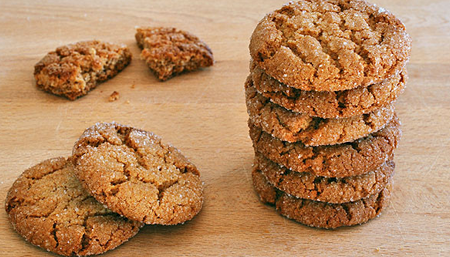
[135, 27, 214, 81]
[34, 40, 132, 100]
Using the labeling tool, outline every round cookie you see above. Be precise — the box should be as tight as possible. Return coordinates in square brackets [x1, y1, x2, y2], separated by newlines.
[252, 166, 392, 229]
[34, 40, 132, 100]
[5, 157, 142, 256]
[249, 114, 401, 178]
[256, 152, 394, 203]
[72, 122, 204, 225]
[245, 75, 395, 145]
[249, 0, 411, 91]
[251, 61, 407, 118]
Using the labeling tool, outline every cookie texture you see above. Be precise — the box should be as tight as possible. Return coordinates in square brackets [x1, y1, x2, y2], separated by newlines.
[251, 61, 407, 118]
[136, 27, 214, 81]
[5, 157, 142, 256]
[256, 152, 394, 203]
[252, 166, 392, 229]
[249, 0, 411, 91]
[34, 40, 132, 100]
[249, 115, 401, 177]
[245, 75, 395, 145]
[72, 122, 203, 225]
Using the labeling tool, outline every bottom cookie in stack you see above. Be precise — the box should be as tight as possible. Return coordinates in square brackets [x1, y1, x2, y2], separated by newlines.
[251, 161, 393, 229]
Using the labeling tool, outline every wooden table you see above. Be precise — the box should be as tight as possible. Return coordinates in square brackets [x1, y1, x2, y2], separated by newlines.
[1, 0, 449, 256]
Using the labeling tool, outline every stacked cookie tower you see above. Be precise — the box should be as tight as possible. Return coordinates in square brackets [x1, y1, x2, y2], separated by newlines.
[245, 0, 411, 229]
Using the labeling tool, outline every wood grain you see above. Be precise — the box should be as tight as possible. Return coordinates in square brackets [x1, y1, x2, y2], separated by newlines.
[1, 0, 449, 256]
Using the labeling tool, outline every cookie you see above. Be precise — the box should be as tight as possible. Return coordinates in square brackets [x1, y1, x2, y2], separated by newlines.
[252, 166, 392, 229]
[5, 157, 142, 256]
[34, 40, 132, 100]
[135, 27, 214, 81]
[256, 152, 394, 203]
[72, 122, 204, 225]
[251, 61, 407, 118]
[249, 114, 401, 178]
[249, 0, 411, 91]
[245, 75, 395, 145]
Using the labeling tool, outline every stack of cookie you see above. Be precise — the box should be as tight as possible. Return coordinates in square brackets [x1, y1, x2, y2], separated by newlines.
[245, 0, 411, 229]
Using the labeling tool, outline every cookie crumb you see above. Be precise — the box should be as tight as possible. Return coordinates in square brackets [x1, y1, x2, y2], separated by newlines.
[109, 91, 120, 102]
[131, 83, 136, 89]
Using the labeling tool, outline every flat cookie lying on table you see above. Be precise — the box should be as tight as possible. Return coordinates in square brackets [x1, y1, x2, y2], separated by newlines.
[72, 122, 204, 225]
[136, 27, 214, 81]
[34, 40, 132, 100]
[5, 157, 142, 256]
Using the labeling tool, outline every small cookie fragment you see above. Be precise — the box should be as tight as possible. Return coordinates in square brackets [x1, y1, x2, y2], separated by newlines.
[34, 40, 132, 100]
[72, 122, 204, 225]
[5, 157, 142, 256]
[135, 27, 214, 81]
[109, 91, 120, 102]
[252, 166, 392, 229]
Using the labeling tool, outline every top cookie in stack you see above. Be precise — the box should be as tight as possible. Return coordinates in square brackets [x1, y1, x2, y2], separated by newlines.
[249, 0, 411, 94]
[246, 0, 411, 229]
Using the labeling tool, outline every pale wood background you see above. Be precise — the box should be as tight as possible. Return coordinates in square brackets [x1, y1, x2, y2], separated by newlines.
[1, 0, 449, 256]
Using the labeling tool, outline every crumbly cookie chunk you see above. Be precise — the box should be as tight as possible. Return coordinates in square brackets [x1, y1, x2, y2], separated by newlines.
[249, 115, 401, 178]
[5, 157, 142, 256]
[34, 40, 132, 100]
[249, 0, 411, 91]
[251, 61, 407, 118]
[252, 166, 392, 229]
[72, 122, 203, 225]
[245, 75, 395, 145]
[256, 152, 394, 203]
[135, 27, 214, 81]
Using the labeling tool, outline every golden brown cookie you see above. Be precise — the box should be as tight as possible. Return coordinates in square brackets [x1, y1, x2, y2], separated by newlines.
[252, 166, 392, 229]
[72, 122, 203, 225]
[135, 27, 214, 81]
[245, 75, 395, 145]
[256, 152, 394, 203]
[249, 115, 401, 178]
[249, 0, 411, 91]
[34, 40, 132, 100]
[5, 157, 142, 256]
[251, 62, 407, 118]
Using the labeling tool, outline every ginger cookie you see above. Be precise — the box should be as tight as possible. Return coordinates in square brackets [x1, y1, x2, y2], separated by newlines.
[251, 62, 407, 118]
[252, 166, 392, 229]
[5, 157, 142, 256]
[245, 75, 395, 145]
[72, 122, 204, 225]
[256, 152, 394, 203]
[34, 40, 132, 100]
[249, 115, 401, 178]
[135, 27, 214, 81]
[249, 0, 411, 91]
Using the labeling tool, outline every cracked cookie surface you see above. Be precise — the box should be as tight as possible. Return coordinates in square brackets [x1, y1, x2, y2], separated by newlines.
[245, 75, 395, 145]
[72, 122, 204, 225]
[34, 40, 132, 100]
[256, 152, 394, 203]
[5, 157, 142, 256]
[136, 27, 214, 81]
[252, 165, 392, 229]
[249, 115, 401, 177]
[249, 0, 411, 91]
[251, 61, 407, 118]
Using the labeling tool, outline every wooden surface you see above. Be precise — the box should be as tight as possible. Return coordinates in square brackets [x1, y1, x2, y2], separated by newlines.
[1, 0, 449, 256]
